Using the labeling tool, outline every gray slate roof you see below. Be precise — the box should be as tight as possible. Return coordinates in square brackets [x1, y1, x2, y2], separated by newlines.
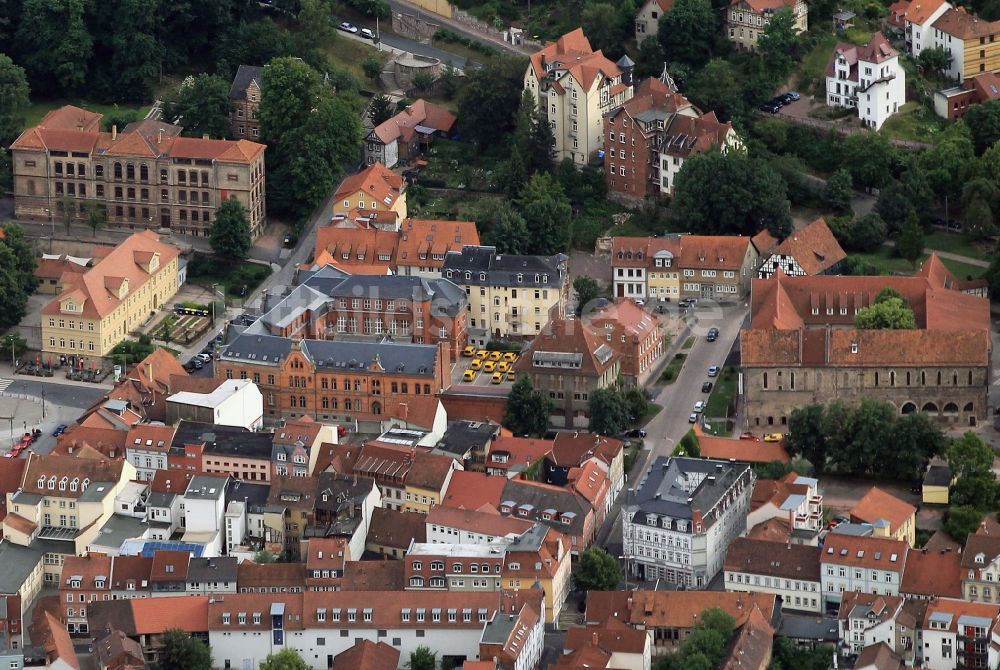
[187, 556, 238, 583]
[435, 420, 499, 458]
[501, 480, 589, 538]
[304, 273, 468, 317]
[229, 65, 264, 100]
[225, 479, 271, 514]
[173, 421, 274, 460]
[442, 246, 566, 288]
[626, 456, 751, 530]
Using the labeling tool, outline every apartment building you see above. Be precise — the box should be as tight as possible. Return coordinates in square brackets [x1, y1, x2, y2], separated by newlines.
[741, 258, 991, 429]
[514, 318, 620, 429]
[635, 0, 673, 42]
[216, 333, 449, 431]
[40, 231, 180, 358]
[229, 65, 263, 140]
[60, 554, 113, 634]
[825, 32, 906, 130]
[837, 592, 919, 661]
[820, 535, 909, 612]
[10, 105, 266, 237]
[962, 527, 1000, 603]
[931, 7, 1000, 81]
[904, 0, 952, 54]
[331, 162, 407, 230]
[746, 473, 823, 544]
[589, 298, 665, 384]
[724, 538, 822, 613]
[920, 598, 1000, 670]
[349, 443, 459, 513]
[499, 479, 596, 554]
[425, 506, 534, 545]
[523, 29, 633, 165]
[727, 0, 808, 50]
[622, 457, 754, 588]
[442, 245, 568, 345]
[610, 234, 758, 301]
[124, 424, 175, 482]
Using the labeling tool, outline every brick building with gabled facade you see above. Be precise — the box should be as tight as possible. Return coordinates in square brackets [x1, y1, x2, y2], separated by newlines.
[229, 65, 263, 140]
[741, 255, 992, 429]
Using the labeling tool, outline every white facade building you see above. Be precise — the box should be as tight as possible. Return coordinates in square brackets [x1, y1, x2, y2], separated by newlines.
[825, 32, 906, 130]
[905, 0, 952, 55]
[166, 379, 264, 431]
[820, 535, 908, 612]
[920, 599, 1000, 670]
[622, 457, 753, 588]
[181, 475, 229, 556]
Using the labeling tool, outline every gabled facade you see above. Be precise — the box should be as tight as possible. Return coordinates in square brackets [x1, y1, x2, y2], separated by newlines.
[903, 0, 952, 54]
[635, 0, 673, 42]
[825, 32, 906, 130]
[755, 218, 847, 279]
[727, 0, 808, 50]
[820, 535, 909, 612]
[363, 99, 456, 169]
[523, 29, 633, 165]
[229, 64, 264, 140]
[332, 163, 407, 230]
[931, 8, 1000, 82]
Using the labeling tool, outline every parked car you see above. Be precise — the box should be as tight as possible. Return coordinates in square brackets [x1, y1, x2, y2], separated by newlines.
[191, 359, 204, 370]
[785, 91, 801, 101]
[702, 382, 713, 393]
[338, 21, 359, 33]
[707, 327, 719, 342]
[688, 413, 699, 424]
[52, 424, 67, 437]
[360, 27, 376, 39]
[762, 432, 784, 442]
[624, 428, 647, 438]
[760, 100, 782, 114]
[196, 353, 212, 363]
[693, 401, 705, 414]
[738, 432, 760, 441]
[707, 366, 720, 377]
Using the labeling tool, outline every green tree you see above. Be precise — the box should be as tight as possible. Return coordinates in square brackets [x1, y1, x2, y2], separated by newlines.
[759, 7, 799, 74]
[853, 296, 916, 329]
[659, 0, 717, 68]
[676, 430, 700, 457]
[964, 195, 997, 240]
[15, 0, 93, 95]
[260, 649, 310, 670]
[962, 99, 1000, 155]
[918, 45, 952, 72]
[259, 56, 322, 147]
[986, 239, 1000, 296]
[890, 411, 946, 481]
[0, 54, 29, 146]
[407, 645, 436, 670]
[163, 73, 232, 139]
[361, 54, 382, 82]
[573, 547, 623, 591]
[624, 387, 649, 424]
[457, 55, 526, 151]
[581, 0, 632, 59]
[947, 432, 995, 479]
[673, 151, 792, 237]
[369, 94, 395, 126]
[502, 377, 553, 437]
[588, 388, 632, 436]
[943, 505, 984, 544]
[875, 181, 916, 233]
[920, 129, 975, 206]
[634, 36, 666, 78]
[841, 132, 894, 190]
[85, 202, 106, 237]
[98, 0, 165, 103]
[440, 61, 460, 99]
[950, 474, 1000, 510]
[573, 276, 602, 315]
[482, 205, 530, 253]
[896, 217, 925, 270]
[156, 628, 212, 670]
[0, 224, 39, 295]
[58, 195, 75, 235]
[0, 146, 10, 193]
[296, 0, 335, 51]
[900, 168, 936, 225]
[848, 213, 888, 252]
[823, 168, 853, 214]
[210, 199, 252, 261]
[519, 172, 571, 255]
[787, 403, 827, 471]
[686, 59, 744, 123]
[412, 71, 435, 93]
[0, 333, 27, 365]
[513, 90, 555, 175]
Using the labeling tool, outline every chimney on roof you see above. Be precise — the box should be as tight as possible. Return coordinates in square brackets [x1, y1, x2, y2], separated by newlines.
[157, 129, 163, 144]
[112, 125, 117, 141]
[203, 134, 210, 140]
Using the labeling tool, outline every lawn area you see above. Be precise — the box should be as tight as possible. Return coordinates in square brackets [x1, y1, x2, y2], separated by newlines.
[187, 255, 273, 300]
[640, 402, 664, 425]
[421, 139, 500, 191]
[659, 353, 687, 384]
[321, 34, 384, 83]
[923, 230, 989, 260]
[879, 101, 948, 144]
[21, 100, 152, 131]
[797, 34, 838, 96]
[705, 366, 738, 419]
[850, 247, 987, 278]
[681, 336, 695, 350]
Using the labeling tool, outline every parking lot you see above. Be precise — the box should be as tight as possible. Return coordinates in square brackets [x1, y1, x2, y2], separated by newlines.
[449, 349, 520, 388]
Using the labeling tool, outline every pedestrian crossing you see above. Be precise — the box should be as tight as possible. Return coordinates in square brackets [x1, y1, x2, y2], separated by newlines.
[0, 378, 12, 394]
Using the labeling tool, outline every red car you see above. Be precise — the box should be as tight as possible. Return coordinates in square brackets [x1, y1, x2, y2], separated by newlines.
[738, 432, 760, 442]
[337, 425, 348, 438]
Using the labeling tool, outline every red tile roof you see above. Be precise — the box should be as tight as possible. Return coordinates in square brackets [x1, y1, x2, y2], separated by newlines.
[334, 163, 405, 209]
[551, 432, 624, 468]
[565, 617, 649, 655]
[528, 29, 622, 91]
[850, 487, 916, 535]
[110, 556, 153, 591]
[130, 595, 210, 634]
[933, 7, 1000, 39]
[725, 538, 821, 581]
[21, 453, 125, 498]
[236, 561, 307, 589]
[901, 547, 963, 598]
[396, 218, 480, 270]
[515, 318, 619, 378]
[424, 505, 534, 537]
[367, 507, 427, 549]
[0, 458, 26, 521]
[150, 550, 190, 582]
[370, 99, 456, 145]
[487, 436, 553, 474]
[821, 535, 908, 571]
[331, 640, 401, 670]
[770, 218, 847, 276]
[720, 605, 775, 670]
[694, 426, 790, 463]
[586, 591, 777, 631]
[441, 470, 509, 510]
[904, 0, 948, 24]
[342, 560, 405, 591]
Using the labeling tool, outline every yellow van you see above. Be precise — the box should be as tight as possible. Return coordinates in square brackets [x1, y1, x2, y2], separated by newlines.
[491, 372, 504, 384]
[463, 369, 476, 382]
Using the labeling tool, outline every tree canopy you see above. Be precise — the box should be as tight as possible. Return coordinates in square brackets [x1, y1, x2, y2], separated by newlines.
[573, 547, 623, 592]
[853, 296, 916, 329]
[457, 55, 527, 151]
[0, 224, 37, 332]
[573, 276, 603, 315]
[658, 0, 718, 69]
[164, 73, 232, 139]
[407, 646, 436, 670]
[0, 53, 29, 146]
[518, 173, 571, 255]
[210, 199, 252, 261]
[896, 218, 925, 270]
[588, 388, 632, 436]
[672, 151, 792, 237]
[157, 628, 212, 670]
[260, 649, 310, 670]
[503, 377, 553, 437]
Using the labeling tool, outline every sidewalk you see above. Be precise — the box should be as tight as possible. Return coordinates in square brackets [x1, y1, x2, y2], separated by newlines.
[389, 0, 531, 55]
[0, 362, 114, 391]
[882, 240, 989, 268]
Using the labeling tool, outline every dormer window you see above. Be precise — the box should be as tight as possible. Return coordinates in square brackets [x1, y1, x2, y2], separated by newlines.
[48, 476, 57, 490]
[977, 553, 987, 564]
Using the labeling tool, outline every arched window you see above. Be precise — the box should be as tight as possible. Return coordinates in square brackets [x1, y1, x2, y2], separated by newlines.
[901, 402, 917, 415]
[69, 478, 79, 492]
[140, 165, 149, 181]
[922, 402, 939, 413]
[372, 402, 382, 415]
[290, 396, 297, 408]
[126, 164, 135, 180]
[114, 163, 122, 179]
[943, 402, 959, 414]
[322, 398, 329, 409]
[299, 395, 306, 407]
[409, 576, 424, 587]
[964, 402, 975, 412]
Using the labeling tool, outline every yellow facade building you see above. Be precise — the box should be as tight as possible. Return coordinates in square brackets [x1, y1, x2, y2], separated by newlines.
[850, 486, 917, 547]
[332, 162, 408, 228]
[41, 231, 181, 359]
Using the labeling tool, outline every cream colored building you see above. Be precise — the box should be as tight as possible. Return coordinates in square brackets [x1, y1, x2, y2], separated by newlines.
[332, 162, 408, 229]
[524, 29, 633, 165]
[40, 231, 181, 359]
[442, 246, 568, 346]
[635, 0, 673, 42]
[9, 105, 267, 239]
[727, 0, 808, 51]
